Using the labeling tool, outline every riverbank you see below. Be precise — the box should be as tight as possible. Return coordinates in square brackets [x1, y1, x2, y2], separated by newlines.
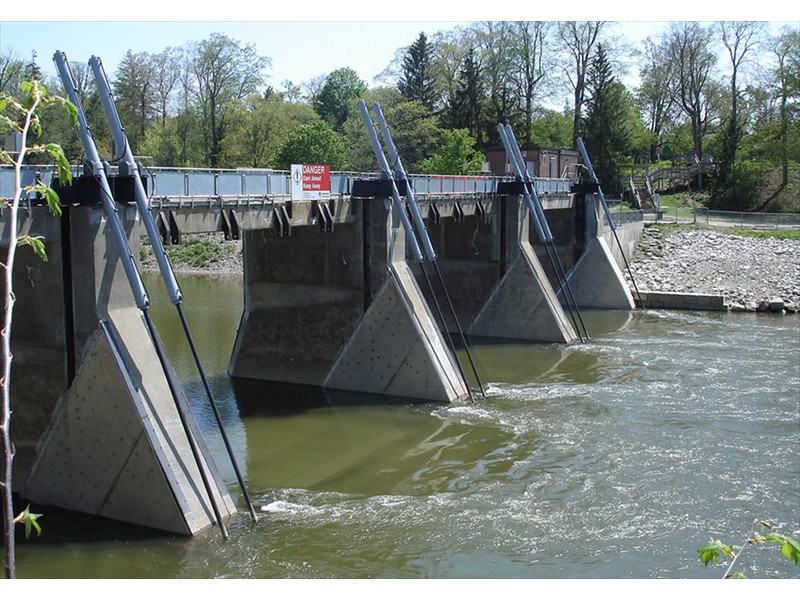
[626, 225, 800, 313]
[143, 226, 800, 314]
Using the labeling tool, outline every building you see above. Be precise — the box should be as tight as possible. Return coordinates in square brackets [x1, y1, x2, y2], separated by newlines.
[484, 146, 580, 182]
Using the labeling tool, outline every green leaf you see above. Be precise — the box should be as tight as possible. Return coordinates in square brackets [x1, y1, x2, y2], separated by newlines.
[697, 539, 735, 567]
[47, 96, 79, 128]
[764, 532, 800, 565]
[18, 235, 48, 261]
[42, 186, 63, 217]
[14, 505, 43, 539]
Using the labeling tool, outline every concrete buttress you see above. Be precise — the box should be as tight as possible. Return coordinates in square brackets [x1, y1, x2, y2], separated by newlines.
[9, 204, 234, 535]
[469, 196, 578, 342]
[565, 195, 636, 310]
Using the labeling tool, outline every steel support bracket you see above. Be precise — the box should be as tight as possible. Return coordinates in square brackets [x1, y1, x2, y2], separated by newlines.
[428, 201, 440, 225]
[274, 203, 292, 237]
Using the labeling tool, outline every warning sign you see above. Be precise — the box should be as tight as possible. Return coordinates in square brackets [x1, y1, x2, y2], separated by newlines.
[290, 164, 331, 200]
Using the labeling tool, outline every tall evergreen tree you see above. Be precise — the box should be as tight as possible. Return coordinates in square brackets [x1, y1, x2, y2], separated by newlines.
[445, 49, 483, 144]
[581, 43, 633, 195]
[398, 32, 437, 111]
[22, 51, 43, 82]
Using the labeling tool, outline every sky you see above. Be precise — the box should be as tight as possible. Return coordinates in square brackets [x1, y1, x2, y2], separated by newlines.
[1, 3, 795, 94]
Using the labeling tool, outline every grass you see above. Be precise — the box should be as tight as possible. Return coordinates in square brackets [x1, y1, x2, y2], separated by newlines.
[728, 227, 800, 240]
[647, 222, 800, 240]
[140, 234, 234, 268]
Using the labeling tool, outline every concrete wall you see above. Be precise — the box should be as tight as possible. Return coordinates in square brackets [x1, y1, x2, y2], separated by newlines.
[228, 195, 470, 403]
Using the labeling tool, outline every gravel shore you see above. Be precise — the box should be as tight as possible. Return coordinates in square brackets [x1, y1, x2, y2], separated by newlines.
[626, 226, 800, 313]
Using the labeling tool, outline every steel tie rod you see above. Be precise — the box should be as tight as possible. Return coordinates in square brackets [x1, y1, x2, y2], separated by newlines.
[371, 102, 485, 398]
[88, 55, 258, 524]
[54, 51, 229, 539]
[357, 100, 476, 402]
[501, 125, 590, 341]
[575, 137, 645, 309]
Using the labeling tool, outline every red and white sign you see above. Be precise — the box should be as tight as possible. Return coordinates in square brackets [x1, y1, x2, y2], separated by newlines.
[290, 164, 331, 200]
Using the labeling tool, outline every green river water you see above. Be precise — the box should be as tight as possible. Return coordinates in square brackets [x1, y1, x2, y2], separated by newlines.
[11, 274, 800, 580]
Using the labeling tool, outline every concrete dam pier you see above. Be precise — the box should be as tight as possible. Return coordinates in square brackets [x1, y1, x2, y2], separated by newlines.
[1, 166, 642, 535]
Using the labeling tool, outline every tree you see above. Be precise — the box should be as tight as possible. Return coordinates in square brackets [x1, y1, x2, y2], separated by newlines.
[771, 26, 800, 189]
[189, 33, 271, 167]
[444, 48, 483, 143]
[312, 67, 366, 132]
[223, 93, 316, 168]
[430, 28, 470, 121]
[714, 21, 764, 201]
[664, 22, 718, 188]
[0, 51, 24, 95]
[1, 79, 75, 579]
[529, 109, 573, 150]
[378, 99, 441, 173]
[419, 128, 484, 175]
[637, 36, 678, 163]
[22, 51, 43, 83]
[581, 43, 635, 195]
[398, 32, 437, 112]
[273, 120, 348, 170]
[472, 21, 516, 145]
[508, 21, 551, 142]
[113, 50, 157, 154]
[150, 47, 183, 126]
[558, 21, 608, 146]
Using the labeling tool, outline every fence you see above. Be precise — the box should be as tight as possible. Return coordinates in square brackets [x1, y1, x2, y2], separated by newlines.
[643, 206, 800, 228]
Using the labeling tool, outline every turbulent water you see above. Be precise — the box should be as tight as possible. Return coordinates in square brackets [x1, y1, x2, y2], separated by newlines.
[14, 276, 800, 579]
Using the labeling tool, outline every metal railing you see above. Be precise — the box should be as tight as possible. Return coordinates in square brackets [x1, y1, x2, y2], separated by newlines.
[697, 208, 800, 228]
[600, 208, 644, 228]
[2, 164, 573, 203]
[643, 206, 800, 228]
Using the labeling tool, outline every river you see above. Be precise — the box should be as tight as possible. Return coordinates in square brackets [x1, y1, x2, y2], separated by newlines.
[13, 274, 800, 579]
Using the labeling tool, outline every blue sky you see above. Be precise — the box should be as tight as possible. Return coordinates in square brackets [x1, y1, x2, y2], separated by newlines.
[1, 4, 791, 93]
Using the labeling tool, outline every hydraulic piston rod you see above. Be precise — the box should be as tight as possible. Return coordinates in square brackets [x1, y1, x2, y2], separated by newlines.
[54, 50, 230, 539]
[89, 55, 258, 524]
[500, 125, 589, 341]
[575, 137, 644, 308]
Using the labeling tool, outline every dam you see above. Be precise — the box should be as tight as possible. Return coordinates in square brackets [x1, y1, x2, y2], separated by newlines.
[1, 161, 642, 536]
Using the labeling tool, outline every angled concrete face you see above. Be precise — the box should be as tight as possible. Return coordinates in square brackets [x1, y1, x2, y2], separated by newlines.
[566, 235, 635, 309]
[469, 199, 577, 343]
[470, 249, 577, 342]
[324, 263, 468, 403]
[21, 205, 235, 535]
[23, 320, 234, 534]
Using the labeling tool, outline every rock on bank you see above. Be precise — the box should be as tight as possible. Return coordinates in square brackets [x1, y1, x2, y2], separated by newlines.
[627, 227, 800, 313]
